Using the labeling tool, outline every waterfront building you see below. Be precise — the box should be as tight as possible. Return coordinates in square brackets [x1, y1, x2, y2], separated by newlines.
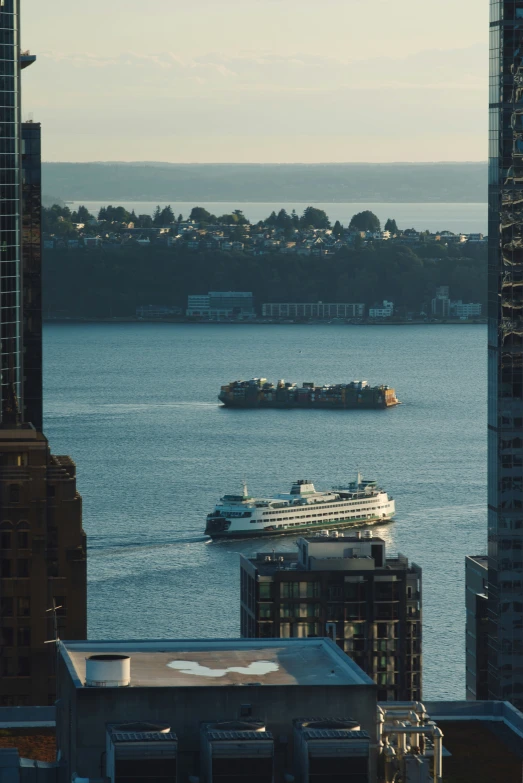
[430, 286, 450, 317]
[368, 300, 394, 319]
[465, 555, 489, 701]
[261, 302, 365, 319]
[487, 0, 523, 708]
[187, 291, 255, 319]
[449, 301, 482, 318]
[0, 1, 87, 706]
[240, 533, 422, 702]
[135, 304, 181, 319]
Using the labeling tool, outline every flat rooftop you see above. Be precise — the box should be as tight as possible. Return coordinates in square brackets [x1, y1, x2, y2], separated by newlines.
[467, 555, 488, 567]
[60, 638, 374, 689]
[425, 701, 523, 783]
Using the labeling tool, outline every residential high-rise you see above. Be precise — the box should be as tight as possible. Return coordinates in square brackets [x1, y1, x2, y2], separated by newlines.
[487, 1, 523, 707]
[0, 2, 87, 706]
[240, 533, 422, 702]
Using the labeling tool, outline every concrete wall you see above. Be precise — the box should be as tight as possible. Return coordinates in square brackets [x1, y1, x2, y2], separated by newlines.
[57, 667, 377, 782]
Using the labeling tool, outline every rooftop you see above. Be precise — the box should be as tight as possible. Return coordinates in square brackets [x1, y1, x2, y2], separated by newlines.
[60, 638, 375, 689]
[425, 701, 523, 783]
[467, 554, 488, 567]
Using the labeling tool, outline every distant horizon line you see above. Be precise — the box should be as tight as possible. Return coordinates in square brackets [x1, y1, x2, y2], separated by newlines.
[42, 160, 488, 166]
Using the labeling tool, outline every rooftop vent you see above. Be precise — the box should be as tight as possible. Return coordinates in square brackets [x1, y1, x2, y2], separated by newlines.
[86, 654, 131, 687]
[106, 722, 177, 783]
[201, 720, 274, 783]
[294, 718, 370, 783]
[363, 531, 373, 539]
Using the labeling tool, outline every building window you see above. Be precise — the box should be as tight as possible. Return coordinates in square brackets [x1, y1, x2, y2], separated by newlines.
[345, 622, 365, 638]
[0, 597, 13, 617]
[306, 582, 321, 598]
[17, 531, 29, 549]
[0, 530, 11, 549]
[0, 657, 14, 676]
[17, 597, 30, 617]
[17, 657, 31, 676]
[0, 559, 12, 577]
[8, 485, 20, 503]
[258, 604, 272, 619]
[1, 627, 14, 647]
[17, 627, 31, 647]
[280, 622, 291, 638]
[47, 560, 59, 577]
[280, 582, 300, 598]
[259, 583, 272, 599]
[16, 559, 30, 578]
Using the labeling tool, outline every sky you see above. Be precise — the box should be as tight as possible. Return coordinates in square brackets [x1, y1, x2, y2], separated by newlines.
[21, 0, 489, 163]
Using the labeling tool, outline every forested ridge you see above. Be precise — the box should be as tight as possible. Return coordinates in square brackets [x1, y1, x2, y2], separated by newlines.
[43, 242, 486, 319]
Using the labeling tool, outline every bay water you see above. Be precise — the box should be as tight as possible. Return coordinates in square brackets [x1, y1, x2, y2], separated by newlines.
[43, 323, 487, 699]
[69, 201, 488, 235]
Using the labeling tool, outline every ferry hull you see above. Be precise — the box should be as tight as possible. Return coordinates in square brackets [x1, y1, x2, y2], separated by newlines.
[205, 515, 394, 540]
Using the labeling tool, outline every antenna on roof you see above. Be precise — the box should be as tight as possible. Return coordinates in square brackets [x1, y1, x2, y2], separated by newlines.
[242, 479, 248, 499]
[44, 598, 62, 646]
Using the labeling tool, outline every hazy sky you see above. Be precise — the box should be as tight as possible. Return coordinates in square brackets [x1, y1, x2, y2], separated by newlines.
[21, 0, 488, 163]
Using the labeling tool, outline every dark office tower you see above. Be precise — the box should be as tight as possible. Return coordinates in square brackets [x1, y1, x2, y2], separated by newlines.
[488, 1, 523, 707]
[240, 533, 422, 702]
[0, 426, 87, 706]
[0, 5, 87, 706]
[21, 121, 42, 431]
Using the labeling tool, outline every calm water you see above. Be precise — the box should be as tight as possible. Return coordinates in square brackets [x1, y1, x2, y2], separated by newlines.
[43, 323, 487, 699]
[69, 201, 488, 234]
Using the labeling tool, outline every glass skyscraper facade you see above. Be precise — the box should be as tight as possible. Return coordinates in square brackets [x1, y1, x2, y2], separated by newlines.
[0, 0, 21, 420]
[488, 0, 523, 707]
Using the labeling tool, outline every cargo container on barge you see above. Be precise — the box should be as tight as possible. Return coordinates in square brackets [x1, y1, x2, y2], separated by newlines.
[218, 378, 399, 409]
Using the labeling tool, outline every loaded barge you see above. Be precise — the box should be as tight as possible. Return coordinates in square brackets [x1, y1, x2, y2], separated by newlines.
[219, 378, 399, 409]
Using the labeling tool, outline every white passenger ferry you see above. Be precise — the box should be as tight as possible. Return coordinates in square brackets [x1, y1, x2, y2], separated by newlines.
[205, 474, 395, 539]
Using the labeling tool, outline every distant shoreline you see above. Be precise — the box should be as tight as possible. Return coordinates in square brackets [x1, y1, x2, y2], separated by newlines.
[43, 318, 487, 326]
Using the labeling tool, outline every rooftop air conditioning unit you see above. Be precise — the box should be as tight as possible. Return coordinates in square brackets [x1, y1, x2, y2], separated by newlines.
[293, 718, 370, 783]
[106, 722, 178, 783]
[200, 720, 274, 783]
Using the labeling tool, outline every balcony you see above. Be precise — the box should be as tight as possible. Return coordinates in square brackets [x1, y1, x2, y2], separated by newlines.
[20, 51, 36, 70]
